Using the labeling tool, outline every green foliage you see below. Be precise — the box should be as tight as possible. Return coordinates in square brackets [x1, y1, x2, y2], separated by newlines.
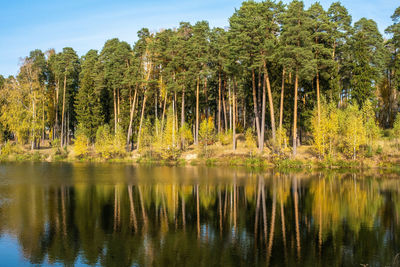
[394, 113, 400, 140]
[218, 130, 232, 146]
[94, 124, 126, 159]
[199, 117, 215, 146]
[362, 100, 381, 145]
[244, 128, 257, 155]
[276, 126, 289, 153]
[179, 123, 193, 150]
[138, 119, 154, 154]
[198, 117, 215, 158]
[0, 142, 17, 156]
[311, 102, 339, 158]
[338, 104, 366, 159]
[73, 129, 89, 159]
[75, 50, 104, 142]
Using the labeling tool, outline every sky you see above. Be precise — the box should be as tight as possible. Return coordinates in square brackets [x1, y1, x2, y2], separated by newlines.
[0, 0, 398, 77]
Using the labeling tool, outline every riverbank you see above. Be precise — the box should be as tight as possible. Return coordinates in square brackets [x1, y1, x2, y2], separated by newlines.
[0, 139, 399, 171]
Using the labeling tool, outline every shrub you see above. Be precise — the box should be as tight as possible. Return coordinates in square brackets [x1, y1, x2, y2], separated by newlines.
[362, 100, 381, 146]
[311, 102, 339, 158]
[199, 117, 215, 157]
[245, 128, 257, 155]
[276, 126, 289, 153]
[394, 113, 400, 142]
[179, 122, 193, 150]
[199, 117, 215, 146]
[218, 130, 232, 145]
[338, 104, 366, 159]
[73, 127, 89, 159]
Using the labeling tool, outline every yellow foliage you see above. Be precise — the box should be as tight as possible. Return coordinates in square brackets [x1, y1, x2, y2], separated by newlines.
[244, 128, 257, 155]
[73, 132, 89, 158]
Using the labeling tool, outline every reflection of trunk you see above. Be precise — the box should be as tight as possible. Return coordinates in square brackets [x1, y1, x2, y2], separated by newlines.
[233, 182, 237, 230]
[128, 185, 138, 231]
[224, 185, 228, 218]
[218, 188, 222, 235]
[181, 191, 186, 230]
[266, 184, 276, 267]
[138, 186, 148, 226]
[280, 193, 286, 249]
[114, 186, 118, 231]
[196, 184, 200, 238]
[293, 177, 300, 259]
[254, 177, 262, 239]
[61, 186, 67, 236]
[261, 185, 268, 241]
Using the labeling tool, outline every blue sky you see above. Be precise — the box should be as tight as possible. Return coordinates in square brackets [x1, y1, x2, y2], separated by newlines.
[0, 0, 397, 77]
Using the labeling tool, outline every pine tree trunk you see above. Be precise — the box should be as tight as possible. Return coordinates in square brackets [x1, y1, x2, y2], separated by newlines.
[264, 62, 276, 144]
[195, 76, 200, 145]
[117, 88, 120, 124]
[137, 94, 147, 151]
[61, 74, 66, 148]
[222, 80, 228, 133]
[293, 71, 299, 156]
[259, 72, 266, 153]
[181, 86, 185, 147]
[228, 83, 232, 131]
[161, 90, 167, 132]
[252, 69, 261, 145]
[113, 88, 117, 133]
[126, 85, 138, 150]
[232, 79, 236, 150]
[316, 70, 321, 124]
[55, 79, 59, 140]
[31, 94, 36, 150]
[218, 72, 221, 135]
[279, 68, 285, 129]
[204, 78, 208, 118]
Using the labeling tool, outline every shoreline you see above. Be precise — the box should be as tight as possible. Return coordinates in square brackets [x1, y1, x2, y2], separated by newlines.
[0, 146, 399, 172]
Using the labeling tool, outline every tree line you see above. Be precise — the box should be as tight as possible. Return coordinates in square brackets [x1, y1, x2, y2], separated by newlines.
[0, 0, 399, 157]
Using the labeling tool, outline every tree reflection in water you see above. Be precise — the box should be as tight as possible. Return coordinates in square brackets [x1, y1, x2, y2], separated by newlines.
[0, 163, 399, 266]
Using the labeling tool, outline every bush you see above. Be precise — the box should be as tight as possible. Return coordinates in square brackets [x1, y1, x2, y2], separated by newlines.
[394, 113, 400, 141]
[179, 123, 193, 150]
[199, 117, 215, 146]
[244, 128, 257, 155]
[199, 117, 215, 157]
[95, 124, 126, 159]
[73, 127, 89, 159]
[218, 130, 232, 145]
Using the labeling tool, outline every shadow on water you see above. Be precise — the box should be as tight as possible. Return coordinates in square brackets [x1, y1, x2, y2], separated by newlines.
[0, 162, 399, 266]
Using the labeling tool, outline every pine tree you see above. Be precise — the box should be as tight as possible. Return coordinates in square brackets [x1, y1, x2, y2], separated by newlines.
[350, 18, 385, 106]
[75, 50, 104, 142]
[280, 0, 315, 156]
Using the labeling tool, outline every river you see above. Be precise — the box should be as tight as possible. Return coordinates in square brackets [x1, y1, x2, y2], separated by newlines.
[0, 163, 399, 266]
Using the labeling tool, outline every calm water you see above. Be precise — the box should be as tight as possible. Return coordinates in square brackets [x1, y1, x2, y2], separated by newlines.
[0, 163, 399, 266]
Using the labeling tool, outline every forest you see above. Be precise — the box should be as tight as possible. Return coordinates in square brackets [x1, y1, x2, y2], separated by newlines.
[0, 0, 400, 162]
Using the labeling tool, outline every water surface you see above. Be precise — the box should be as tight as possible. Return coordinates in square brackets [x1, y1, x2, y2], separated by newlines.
[0, 163, 399, 266]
